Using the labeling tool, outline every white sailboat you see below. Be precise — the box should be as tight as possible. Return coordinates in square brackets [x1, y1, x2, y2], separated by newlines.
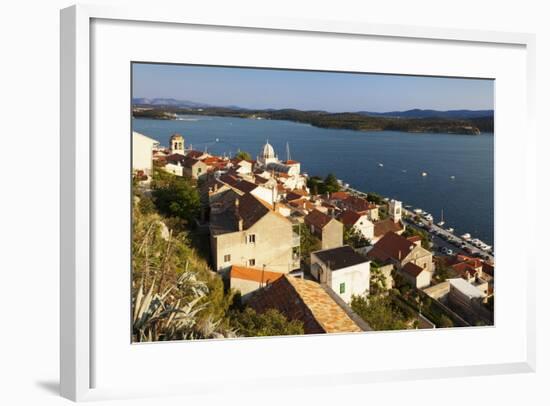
[437, 209, 445, 226]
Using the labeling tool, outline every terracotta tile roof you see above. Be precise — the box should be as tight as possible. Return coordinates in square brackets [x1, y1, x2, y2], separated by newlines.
[286, 190, 308, 201]
[402, 262, 424, 278]
[209, 192, 270, 235]
[289, 199, 316, 211]
[186, 150, 207, 159]
[330, 191, 350, 201]
[248, 275, 363, 334]
[254, 175, 270, 184]
[373, 218, 404, 237]
[339, 210, 363, 226]
[342, 195, 376, 212]
[219, 174, 258, 194]
[451, 262, 480, 277]
[304, 209, 333, 230]
[165, 153, 186, 164]
[182, 156, 203, 169]
[284, 160, 299, 164]
[313, 245, 368, 271]
[367, 231, 415, 263]
[230, 265, 284, 285]
[202, 156, 223, 165]
[407, 236, 422, 243]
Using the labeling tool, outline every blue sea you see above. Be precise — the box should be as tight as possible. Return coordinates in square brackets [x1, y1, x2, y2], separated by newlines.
[133, 116, 494, 245]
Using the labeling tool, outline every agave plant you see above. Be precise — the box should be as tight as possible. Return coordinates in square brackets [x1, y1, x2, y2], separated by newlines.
[132, 271, 210, 342]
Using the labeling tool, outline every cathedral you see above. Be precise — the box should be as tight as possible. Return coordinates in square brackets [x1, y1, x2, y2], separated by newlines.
[256, 141, 306, 190]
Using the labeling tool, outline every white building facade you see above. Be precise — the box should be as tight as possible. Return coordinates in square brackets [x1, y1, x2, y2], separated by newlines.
[132, 131, 159, 177]
[310, 245, 371, 303]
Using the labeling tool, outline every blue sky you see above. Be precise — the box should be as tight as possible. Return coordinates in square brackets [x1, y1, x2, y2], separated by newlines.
[132, 63, 494, 113]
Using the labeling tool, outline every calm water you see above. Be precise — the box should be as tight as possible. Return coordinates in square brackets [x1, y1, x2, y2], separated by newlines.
[133, 116, 494, 245]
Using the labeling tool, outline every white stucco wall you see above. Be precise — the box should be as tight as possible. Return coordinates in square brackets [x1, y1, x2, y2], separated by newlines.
[354, 215, 374, 240]
[330, 262, 371, 303]
[132, 132, 158, 175]
[163, 163, 184, 176]
[251, 185, 278, 205]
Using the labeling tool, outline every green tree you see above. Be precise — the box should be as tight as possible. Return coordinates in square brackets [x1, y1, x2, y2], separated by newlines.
[229, 307, 304, 337]
[351, 295, 408, 331]
[402, 225, 431, 249]
[343, 225, 370, 249]
[132, 198, 233, 341]
[234, 150, 252, 161]
[369, 263, 388, 296]
[152, 173, 200, 224]
[299, 224, 321, 262]
[324, 173, 341, 193]
[366, 192, 384, 205]
[307, 176, 324, 195]
[438, 315, 454, 328]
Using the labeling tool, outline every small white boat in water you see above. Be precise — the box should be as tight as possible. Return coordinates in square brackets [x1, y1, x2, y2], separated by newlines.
[461, 233, 471, 240]
[421, 172, 428, 177]
[378, 163, 384, 167]
[450, 175, 456, 180]
[414, 208, 423, 214]
[437, 209, 445, 226]
[425, 214, 433, 222]
[447, 227, 455, 233]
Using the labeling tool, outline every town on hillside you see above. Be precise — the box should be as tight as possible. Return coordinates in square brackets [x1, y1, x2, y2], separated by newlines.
[132, 131, 495, 341]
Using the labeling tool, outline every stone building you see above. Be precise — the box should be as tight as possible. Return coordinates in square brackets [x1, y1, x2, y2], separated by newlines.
[304, 209, 343, 250]
[209, 192, 299, 274]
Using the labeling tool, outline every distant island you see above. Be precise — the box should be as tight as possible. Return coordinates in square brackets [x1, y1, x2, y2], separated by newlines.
[132, 99, 494, 135]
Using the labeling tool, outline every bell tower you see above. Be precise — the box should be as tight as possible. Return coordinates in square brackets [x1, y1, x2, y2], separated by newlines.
[389, 199, 402, 223]
[170, 133, 185, 155]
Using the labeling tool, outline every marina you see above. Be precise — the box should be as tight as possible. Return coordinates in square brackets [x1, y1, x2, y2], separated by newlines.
[344, 184, 494, 263]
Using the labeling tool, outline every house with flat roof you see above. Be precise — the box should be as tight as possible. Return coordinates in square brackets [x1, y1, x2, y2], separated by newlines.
[229, 265, 284, 300]
[248, 275, 369, 334]
[447, 278, 492, 325]
[310, 245, 370, 303]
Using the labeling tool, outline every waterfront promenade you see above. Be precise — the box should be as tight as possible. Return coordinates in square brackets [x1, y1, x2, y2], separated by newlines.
[344, 185, 494, 263]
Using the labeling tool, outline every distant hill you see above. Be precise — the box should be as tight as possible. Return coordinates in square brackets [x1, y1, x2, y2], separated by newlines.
[132, 98, 248, 110]
[358, 109, 494, 120]
[132, 98, 213, 108]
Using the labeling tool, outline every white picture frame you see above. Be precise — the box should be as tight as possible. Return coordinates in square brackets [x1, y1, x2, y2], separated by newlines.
[60, 4, 536, 402]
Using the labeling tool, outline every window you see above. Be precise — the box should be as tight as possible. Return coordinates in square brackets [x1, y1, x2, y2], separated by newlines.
[248, 259, 256, 267]
[223, 254, 231, 262]
[339, 283, 346, 294]
[248, 234, 256, 243]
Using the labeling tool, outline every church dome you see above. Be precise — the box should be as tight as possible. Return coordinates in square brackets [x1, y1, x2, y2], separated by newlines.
[262, 141, 275, 159]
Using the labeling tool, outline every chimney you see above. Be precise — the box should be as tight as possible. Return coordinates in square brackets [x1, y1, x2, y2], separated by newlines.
[234, 198, 243, 231]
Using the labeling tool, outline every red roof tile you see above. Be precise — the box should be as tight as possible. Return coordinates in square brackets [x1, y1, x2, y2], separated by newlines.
[339, 210, 363, 226]
[304, 209, 333, 229]
[230, 265, 284, 284]
[373, 219, 404, 237]
[248, 275, 363, 334]
[402, 262, 424, 277]
[367, 231, 415, 263]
